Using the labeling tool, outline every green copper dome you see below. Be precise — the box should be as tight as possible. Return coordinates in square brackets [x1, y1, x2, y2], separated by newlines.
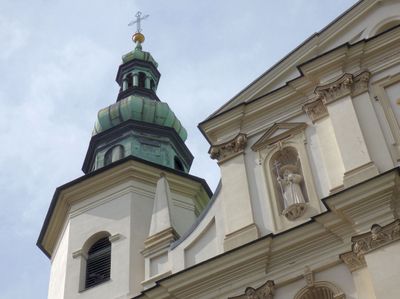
[93, 95, 188, 141]
[122, 43, 158, 67]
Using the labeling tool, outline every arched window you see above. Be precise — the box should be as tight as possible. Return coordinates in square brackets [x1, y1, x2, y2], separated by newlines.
[104, 145, 125, 166]
[150, 79, 155, 90]
[138, 72, 146, 88]
[174, 157, 184, 171]
[85, 237, 111, 288]
[126, 73, 133, 88]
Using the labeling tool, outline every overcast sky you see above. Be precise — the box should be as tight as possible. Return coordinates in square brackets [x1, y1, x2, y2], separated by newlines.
[0, 0, 358, 297]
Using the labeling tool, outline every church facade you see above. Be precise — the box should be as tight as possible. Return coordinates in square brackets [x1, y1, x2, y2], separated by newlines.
[38, 1, 400, 298]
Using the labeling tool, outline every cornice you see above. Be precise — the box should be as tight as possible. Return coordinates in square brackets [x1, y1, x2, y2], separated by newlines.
[340, 219, 400, 272]
[38, 157, 212, 258]
[199, 25, 400, 145]
[204, 0, 377, 120]
[133, 168, 400, 299]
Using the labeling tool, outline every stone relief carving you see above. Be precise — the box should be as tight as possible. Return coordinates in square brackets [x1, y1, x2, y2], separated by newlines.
[314, 71, 371, 104]
[229, 280, 275, 299]
[352, 71, 371, 96]
[209, 133, 247, 163]
[315, 73, 354, 104]
[340, 219, 400, 271]
[339, 251, 367, 272]
[303, 71, 371, 123]
[294, 269, 346, 299]
[303, 99, 328, 123]
[271, 147, 308, 220]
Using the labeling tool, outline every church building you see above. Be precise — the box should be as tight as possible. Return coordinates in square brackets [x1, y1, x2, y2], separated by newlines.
[38, 1, 400, 298]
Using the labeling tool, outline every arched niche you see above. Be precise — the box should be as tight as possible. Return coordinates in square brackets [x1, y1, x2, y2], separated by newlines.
[251, 123, 320, 231]
[269, 146, 309, 213]
[294, 281, 346, 299]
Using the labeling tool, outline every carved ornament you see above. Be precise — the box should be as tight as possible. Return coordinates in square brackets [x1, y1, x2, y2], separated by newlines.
[340, 219, 400, 271]
[283, 203, 307, 221]
[209, 133, 247, 164]
[339, 251, 367, 272]
[303, 99, 328, 123]
[229, 280, 275, 299]
[314, 71, 371, 104]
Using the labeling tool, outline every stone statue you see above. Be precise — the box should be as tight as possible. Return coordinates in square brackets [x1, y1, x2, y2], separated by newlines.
[277, 164, 306, 209]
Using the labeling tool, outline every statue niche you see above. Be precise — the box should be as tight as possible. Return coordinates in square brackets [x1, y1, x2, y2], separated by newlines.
[270, 147, 308, 220]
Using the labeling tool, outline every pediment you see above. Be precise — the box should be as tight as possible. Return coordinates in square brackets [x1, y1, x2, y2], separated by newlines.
[251, 122, 307, 151]
[207, 0, 400, 120]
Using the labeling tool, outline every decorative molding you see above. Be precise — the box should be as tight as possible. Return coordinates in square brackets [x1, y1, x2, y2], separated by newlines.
[314, 71, 371, 104]
[303, 99, 329, 123]
[109, 233, 123, 243]
[303, 266, 314, 287]
[353, 219, 400, 254]
[251, 123, 307, 151]
[352, 71, 371, 96]
[283, 203, 307, 221]
[315, 73, 353, 104]
[340, 219, 400, 272]
[143, 227, 179, 257]
[209, 133, 247, 164]
[340, 251, 367, 272]
[229, 280, 275, 299]
[72, 249, 88, 260]
[294, 279, 346, 299]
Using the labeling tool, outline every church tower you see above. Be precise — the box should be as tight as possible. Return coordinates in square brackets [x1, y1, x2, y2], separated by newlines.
[37, 13, 211, 299]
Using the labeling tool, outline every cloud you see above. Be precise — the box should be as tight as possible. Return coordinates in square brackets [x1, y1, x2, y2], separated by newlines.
[0, 17, 28, 60]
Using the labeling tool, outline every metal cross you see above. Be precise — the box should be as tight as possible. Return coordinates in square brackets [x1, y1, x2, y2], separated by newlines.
[128, 11, 149, 33]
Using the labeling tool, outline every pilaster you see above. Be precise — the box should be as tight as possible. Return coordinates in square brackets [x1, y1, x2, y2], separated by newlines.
[210, 134, 259, 251]
[304, 100, 345, 192]
[313, 72, 378, 188]
[341, 220, 400, 299]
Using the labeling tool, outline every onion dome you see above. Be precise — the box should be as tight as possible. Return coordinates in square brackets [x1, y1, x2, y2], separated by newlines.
[93, 95, 188, 142]
[83, 26, 193, 174]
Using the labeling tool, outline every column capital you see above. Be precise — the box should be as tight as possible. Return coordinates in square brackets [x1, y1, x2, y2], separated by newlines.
[314, 71, 371, 104]
[228, 279, 275, 299]
[340, 219, 400, 271]
[209, 133, 247, 164]
[303, 99, 329, 123]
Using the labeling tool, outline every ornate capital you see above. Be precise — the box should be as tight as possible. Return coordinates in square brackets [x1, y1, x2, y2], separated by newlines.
[303, 99, 328, 123]
[352, 71, 371, 96]
[229, 280, 275, 299]
[340, 251, 367, 272]
[340, 219, 400, 272]
[314, 71, 371, 104]
[315, 73, 353, 104]
[209, 133, 247, 164]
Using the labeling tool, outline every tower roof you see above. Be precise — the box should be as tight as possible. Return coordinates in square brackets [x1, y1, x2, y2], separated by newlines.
[93, 95, 188, 142]
[122, 41, 159, 67]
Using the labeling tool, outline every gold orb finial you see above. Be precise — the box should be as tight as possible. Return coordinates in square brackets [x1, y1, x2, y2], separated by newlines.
[132, 32, 145, 44]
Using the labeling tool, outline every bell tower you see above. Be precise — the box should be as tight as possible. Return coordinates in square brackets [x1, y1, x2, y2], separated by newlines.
[37, 13, 211, 299]
[83, 13, 192, 174]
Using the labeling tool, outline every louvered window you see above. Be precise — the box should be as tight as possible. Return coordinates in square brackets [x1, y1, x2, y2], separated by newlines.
[85, 237, 111, 289]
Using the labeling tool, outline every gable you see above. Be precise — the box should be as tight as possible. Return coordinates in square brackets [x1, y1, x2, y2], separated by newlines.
[251, 122, 307, 151]
[207, 0, 400, 121]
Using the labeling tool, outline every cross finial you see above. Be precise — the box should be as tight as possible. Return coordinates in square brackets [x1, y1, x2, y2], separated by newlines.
[128, 11, 149, 33]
